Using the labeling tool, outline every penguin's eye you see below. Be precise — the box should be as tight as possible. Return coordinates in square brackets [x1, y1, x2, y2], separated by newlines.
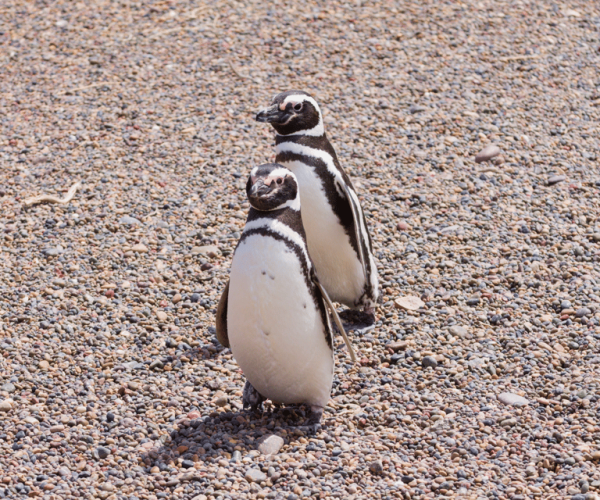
[276, 178, 283, 185]
[293, 103, 303, 112]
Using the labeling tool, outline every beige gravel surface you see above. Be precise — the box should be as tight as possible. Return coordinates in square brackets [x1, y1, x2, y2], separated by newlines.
[1, 1, 600, 499]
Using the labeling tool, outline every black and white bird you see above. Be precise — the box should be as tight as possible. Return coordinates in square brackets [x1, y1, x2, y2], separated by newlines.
[216, 164, 355, 432]
[255, 91, 379, 323]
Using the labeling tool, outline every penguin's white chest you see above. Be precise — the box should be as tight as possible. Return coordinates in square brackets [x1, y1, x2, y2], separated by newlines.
[279, 159, 365, 307]
[228, 234, 333, 407]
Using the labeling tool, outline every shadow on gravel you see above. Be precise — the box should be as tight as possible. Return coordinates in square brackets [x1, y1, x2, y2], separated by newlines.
[141, 405, 318, 468]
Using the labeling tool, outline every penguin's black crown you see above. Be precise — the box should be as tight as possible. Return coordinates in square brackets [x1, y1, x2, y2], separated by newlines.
[255, 91, 324, 136]
[246, 164, 300, 212]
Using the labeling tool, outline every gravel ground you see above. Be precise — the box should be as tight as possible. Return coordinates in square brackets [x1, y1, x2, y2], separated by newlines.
[1, 0, 600, 499]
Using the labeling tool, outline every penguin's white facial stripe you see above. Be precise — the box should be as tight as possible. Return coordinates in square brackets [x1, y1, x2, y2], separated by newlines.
[274, 95, 324, 137]
[282, 95, 321, 114]
[243, 218, 310, 267]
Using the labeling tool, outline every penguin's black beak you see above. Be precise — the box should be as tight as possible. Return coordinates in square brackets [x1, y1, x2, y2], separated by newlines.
[255, 104, 288, 124]
[249, 179, 272, 198]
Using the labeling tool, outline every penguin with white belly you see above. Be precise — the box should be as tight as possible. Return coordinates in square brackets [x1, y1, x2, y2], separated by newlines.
[216, 163, 355, 432]
[255, 91, 380, 326]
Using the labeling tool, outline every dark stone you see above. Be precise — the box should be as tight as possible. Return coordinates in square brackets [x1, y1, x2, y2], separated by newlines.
[95, 447, 110, 459]
[421, 356, 438, 369]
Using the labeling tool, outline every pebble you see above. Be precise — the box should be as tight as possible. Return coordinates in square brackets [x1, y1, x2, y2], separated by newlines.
[257, 435, 284, 456]
[192, 245, 221, 258]
[369, 460, 384, 475]
[576, 308, 591, 318]
[94, 447, 110, 460]
[548, 175, 567, 186]
[0, 400, 13, 412]
[421, 356, 438, 369]
[394, 295, 425, 311]
[498, 393, 530, 407]
[475, 144, 501, 163]
[448, 325, 469, 337]
[119, 215, 141, 225]
[1, 383, 16, 393]
[245, 469, 267, 483]
[131, 243, 148, 253]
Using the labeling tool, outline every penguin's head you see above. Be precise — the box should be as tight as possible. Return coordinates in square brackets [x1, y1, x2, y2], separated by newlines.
[246, 163, 300, 212]
[255, 91, 324, 136]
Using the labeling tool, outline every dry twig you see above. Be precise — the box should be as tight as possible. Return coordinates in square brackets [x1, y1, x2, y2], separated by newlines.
[23, 182, 81, 207]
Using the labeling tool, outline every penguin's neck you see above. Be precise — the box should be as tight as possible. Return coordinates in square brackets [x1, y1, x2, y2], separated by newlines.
[246, 206, 307, 242]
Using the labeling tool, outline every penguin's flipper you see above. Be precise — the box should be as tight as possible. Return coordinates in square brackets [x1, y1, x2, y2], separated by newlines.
[215, 279, 230, 348]
[313, 277, 357, 362]
[336, 180, 368, 280]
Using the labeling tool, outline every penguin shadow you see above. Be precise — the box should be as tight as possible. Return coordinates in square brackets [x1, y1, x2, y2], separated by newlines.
[141, 404, 325, 469]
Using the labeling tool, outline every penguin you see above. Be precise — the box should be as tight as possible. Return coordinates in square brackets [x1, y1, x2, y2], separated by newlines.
[216, 163, 356, 432]
[255, 91, 380, 324]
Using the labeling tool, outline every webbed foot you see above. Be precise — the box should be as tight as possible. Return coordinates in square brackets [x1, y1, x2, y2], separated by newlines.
[242, 380, 266, 412]
[297, 405, 324, 435]
[339, 309, 375, 330]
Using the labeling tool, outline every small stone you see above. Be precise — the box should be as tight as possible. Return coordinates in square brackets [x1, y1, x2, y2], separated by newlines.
[409, 104, 427, 114]
[245, 468, 267, 483]
[448, 325, 468, 337]
[43, 246, 64, 256]
[172, 293, 182, 304]
[1, 383, 15, 393]
[119, 216, 140, 225]
[258, 435, 284, 455]
[369, 460, 384, 475]
[498, 392, 530, 407]
[95, 447, 110, 459]
[231, 450, 242, 463]
[214, 395, 228, 407]
[388, 341, 408, 351]
[475, 144, 501, 163]
[466, 297, 480, 306]
[421, 356, 438, 369]
[526, 466, 537, 477]
[191, 293, 201, 303]
[156, 310, 168, 322]
[131, 243, 148, 253]
[38, 360, 49, 371]
[106, 412, 115, 422]
[24, 416, 39, 425]
[548, 175, 566, 186]
[575, 308, 591, 318]
[192, 245, 221, 258]
[394, 296, 425, 311]
[401, 475, 415, 484]
[397, 221, 410, 231]
[150, 360, 164, 370]
[181, 460, 194, 469]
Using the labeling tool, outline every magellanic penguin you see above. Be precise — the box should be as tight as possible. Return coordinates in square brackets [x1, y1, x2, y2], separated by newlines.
[255, 91, 380, 322]
[216, 163, 356, 432]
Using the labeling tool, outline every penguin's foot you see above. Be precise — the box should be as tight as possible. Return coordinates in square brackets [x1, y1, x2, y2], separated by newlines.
[297, 405, 323, 435]
[339, 309, 375, 330]
[242, 380, 266, 412]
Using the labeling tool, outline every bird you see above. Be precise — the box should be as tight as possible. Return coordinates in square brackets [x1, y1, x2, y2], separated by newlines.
[216, 163, 355, 432]
[255, 90, 379, 325]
